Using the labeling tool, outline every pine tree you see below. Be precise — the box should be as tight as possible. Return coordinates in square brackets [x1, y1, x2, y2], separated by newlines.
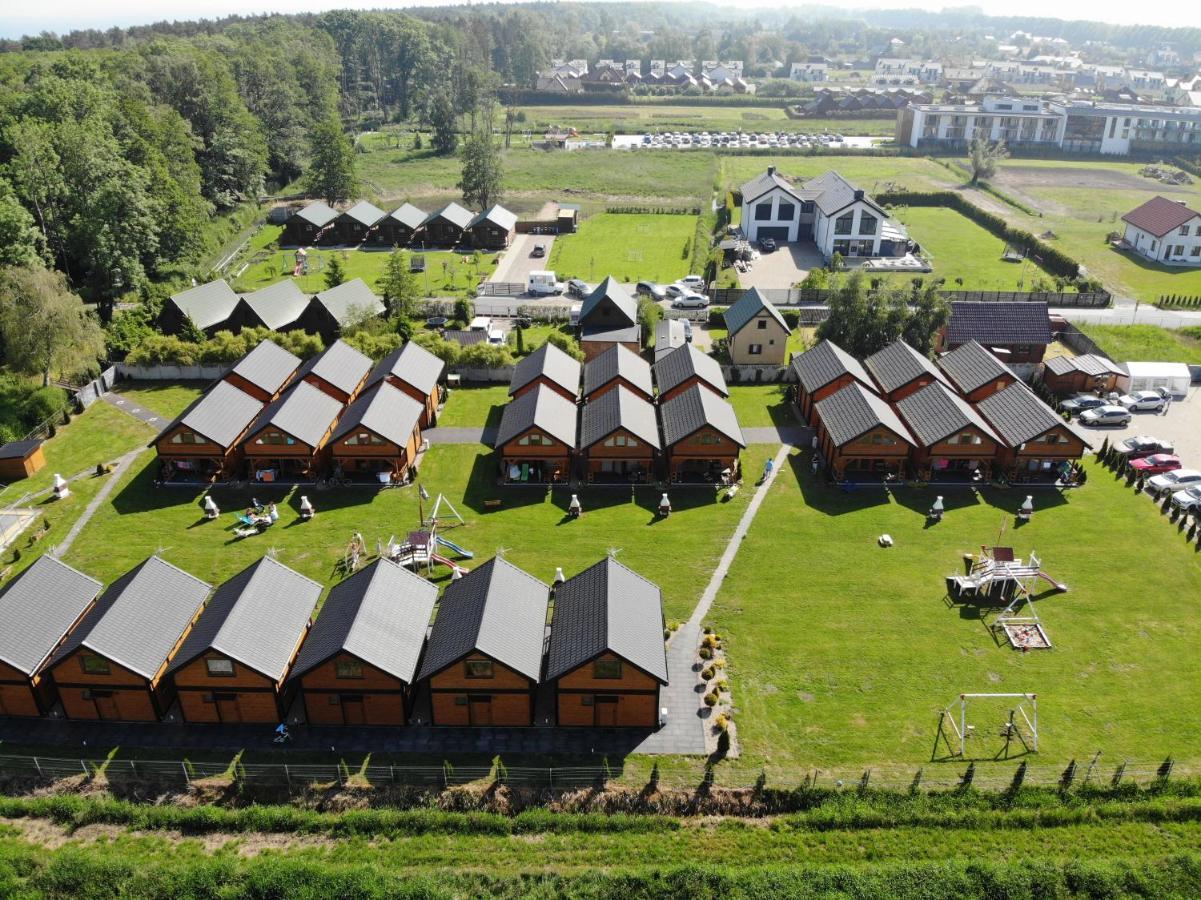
[377, 250, 419, 319]
[324, 255, 346, 290]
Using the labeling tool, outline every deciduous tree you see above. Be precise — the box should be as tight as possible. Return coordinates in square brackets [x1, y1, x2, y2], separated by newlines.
[0, 265, 105, 386]
[305, 115, 358, 203]
[968, 136, 1008, 185]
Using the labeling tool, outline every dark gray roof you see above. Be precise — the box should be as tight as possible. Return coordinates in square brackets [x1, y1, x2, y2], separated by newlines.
[583, 344, 653, 398]
[659, 384, 745, 447]
[653, 344, 728, 397]
[340, 200, 386, 228]
[49, 557, 211, 680]
[248, 380, 344, 449]
[509, 341, 581, 397]
[936, 340, 1017, 394]
[425, 202, 475, 231]
[468, 204, 517, 232]
[443, 329, 486, 348]
[814, 381, 915, 447]
[546, 557, 667, 684]
[580, 277, 638, 326]
[311, 279, 386, 327]
[229, 340, 301, 397]
[863, 340, 950, 394]
[0, 556, 102, 676]
[239, 280, 310, 331]
[332, 381, 423, 447]
[296, 338, 372, 397]
[580, 385, 660, 449]
[168, 380, 263, 448]
[294, 200, 339, 228]
[894, 381, 1000, 446]
[654, 319, 686, 363]
[167, 556, 321, 682]
[723, 288, 790, 337]
[581, 323, 641, 344]
[790, 339, 873, 394]
[169, 280, 240, 332]
[740, 168, 806, 204]
[803, 170, 883, 217]
[1043, 353, 1124, 377]
[946, 302, 1052, 346]
[389, 203, 427, 231]
[416, 557, 549, 683]
[287, 559, 437, 685]
[0, 440, 42, 460]
[976, 381, 1090, 447]
[367, 340, 445, 395]
[495, 384, 578, 448]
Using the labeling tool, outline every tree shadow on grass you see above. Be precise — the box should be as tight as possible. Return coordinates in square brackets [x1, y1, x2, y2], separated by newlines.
[891, 485, 984, 522]
[460, 451, 549, 514]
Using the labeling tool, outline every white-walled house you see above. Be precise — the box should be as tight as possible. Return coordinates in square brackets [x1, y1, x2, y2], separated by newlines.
[1121, 196, 1201, 266]
[739, 167, 908, 261]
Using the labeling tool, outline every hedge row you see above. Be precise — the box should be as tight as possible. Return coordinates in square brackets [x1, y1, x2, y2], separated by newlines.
[878, 190, 1081, 279]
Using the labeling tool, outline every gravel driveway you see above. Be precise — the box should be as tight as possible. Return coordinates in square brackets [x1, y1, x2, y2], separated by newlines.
[1074, 387, 1201, 467]
[490, 233, 555, 285]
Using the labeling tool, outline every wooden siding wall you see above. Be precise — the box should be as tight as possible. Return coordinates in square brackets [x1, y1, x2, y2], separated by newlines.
[298, 652, 408, 726]
[555, 651, 660, 728]
[0, 660, 42, 717]
[172, 650, 283, 724]
[797, 374, 862, 423]
[584, 376, 653, 403]
[511, 376, 577, 403]
[224, 371, 291, 404]
[428, 653, 533, 727]
[49, 649, 159, 721]
[882, 373, 937, 403]
[390, 378, 439, 427]
[582, 340, 640, 363]
[658, 377, 725, 405]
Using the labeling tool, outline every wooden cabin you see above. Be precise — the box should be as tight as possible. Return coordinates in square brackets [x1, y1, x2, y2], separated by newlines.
[790, 339, 875, 424]
[658, 384, 745, 483]
[813, 381, 915, 481]
[939, 301, 1053, 365]
[863, 340, 951, 402]
[332, 201, 386, 245]
[329, 382, 424, 483]
[895, 381, 1002, 481]
[582, 344, 653, 402]
[222, 339, 302, 403]
[509, 341, 581, 402]
[157, 280, 240, 337]
[467, 205, 517, 250]
[287, 559, 437, 726]
[0, 440, 46, 482]
[364, 340, 446, 427]
[935, 339, 1018, 403]
[241, 380, 344, 483]
[579, 277, 641, 362]
[723, 288, 791, 367]
[0, 557, 102, 716]
[578, 386, 660, 483]
[416, 557, 549, 727]
[375, 203, 426, 247]
[421, 202, 474, 247]
[294, 338, 372, 404]
[296, 279, 386, 343]
[227, 281, 310, 334]
[155, 381, 264, 483]
[976, 382, 1091, 481]
[495, 385, 578, 484]
[547, 557, 668, 728]
[167, 557, 321, 724]
[654, 344, 729, 404]
[280, 201, 339, 246]
[45, 557, 211, 721]
[1041, 353, 1126, 397]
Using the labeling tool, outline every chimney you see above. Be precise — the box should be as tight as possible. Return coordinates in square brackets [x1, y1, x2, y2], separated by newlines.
[767, 165, 776, 176]
[854, 189, 865, 200]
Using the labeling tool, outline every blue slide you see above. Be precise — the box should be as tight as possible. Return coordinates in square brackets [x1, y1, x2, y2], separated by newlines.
[435, 536, 475, 559]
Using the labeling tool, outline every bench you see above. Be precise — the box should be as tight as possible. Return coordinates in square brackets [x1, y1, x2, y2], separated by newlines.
[484, 499, 503, 510]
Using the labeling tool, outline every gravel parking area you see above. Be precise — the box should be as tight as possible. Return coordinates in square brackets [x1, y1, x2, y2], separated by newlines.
[1074, 386, 1201, 467]
[737, 242, 824, 290]
[490, 233, 555, 284]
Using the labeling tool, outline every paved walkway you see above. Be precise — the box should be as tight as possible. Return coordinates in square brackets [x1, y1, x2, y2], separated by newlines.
[103, 391, 167, 432]
[53, 449, 143, 557]
[744, 424, 811, 445]
[424, 426, 494, 445]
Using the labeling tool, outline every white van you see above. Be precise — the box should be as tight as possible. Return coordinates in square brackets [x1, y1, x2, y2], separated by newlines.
[527, 270, 562, 295]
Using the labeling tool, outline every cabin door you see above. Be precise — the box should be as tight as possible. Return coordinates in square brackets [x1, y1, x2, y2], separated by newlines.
[214, 693, 241, 723]
[340, 695, 366, 725]
[468, 695, 492, 726]
[90, 690, 119, 720]
[594, 696, 618, 727]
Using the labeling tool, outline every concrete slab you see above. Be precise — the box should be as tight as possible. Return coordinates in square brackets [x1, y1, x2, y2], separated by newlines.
[737, 242, 824, 291]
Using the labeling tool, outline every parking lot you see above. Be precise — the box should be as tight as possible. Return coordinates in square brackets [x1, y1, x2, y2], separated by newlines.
[1075, 386, 1201, 467]
[489, 233, 555, 285]
[737, 241, 824, 290]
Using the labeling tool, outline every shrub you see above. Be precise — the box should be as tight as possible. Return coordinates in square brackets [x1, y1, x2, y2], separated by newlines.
[703, 691, 719, 707]
[701, 665, 715, 681]
[544, 330, 584, 362]
[714, 713, 730, 732]
[698, 646, 712, 660]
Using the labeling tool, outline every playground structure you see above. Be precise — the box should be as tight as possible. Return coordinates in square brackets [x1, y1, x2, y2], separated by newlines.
[389, 493, 475, 577]
[947, 546, 1067, 650]
[938, 692, 1039, 759]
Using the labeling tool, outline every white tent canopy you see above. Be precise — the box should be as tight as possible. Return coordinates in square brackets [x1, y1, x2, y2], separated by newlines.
[1123, 361, 1192, 397]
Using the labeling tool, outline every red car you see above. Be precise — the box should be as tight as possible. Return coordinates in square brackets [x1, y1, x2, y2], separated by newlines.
[1130, 454, 1182, 476]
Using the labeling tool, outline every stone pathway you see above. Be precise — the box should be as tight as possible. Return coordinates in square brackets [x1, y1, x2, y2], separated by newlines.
[424, 426, 494, 445]
[743, 424, 811, 446]
[103, 392, 167, 432]
[52, 449, 143, 557]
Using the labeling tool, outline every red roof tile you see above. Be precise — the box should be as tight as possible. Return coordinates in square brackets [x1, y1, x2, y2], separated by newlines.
[1121, 196, 1200, 238]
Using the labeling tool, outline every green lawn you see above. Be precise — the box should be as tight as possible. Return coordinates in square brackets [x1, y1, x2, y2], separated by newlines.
[438, 385, 509, 429]
[725, 385, 798, 429]
[711, 452, 1201, 777]
[517, 103, 896, 137]
[720, 155, 959, 195]
[62, 443, 771, 624]
[550, 214, 699, 283]
[1077, 324, 1201, 365]
[113, 381, 208, 421]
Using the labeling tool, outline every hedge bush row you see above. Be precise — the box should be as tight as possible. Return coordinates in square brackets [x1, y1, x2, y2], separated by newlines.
[605, 206, 702, 215]
[878, 190, 1082, 279]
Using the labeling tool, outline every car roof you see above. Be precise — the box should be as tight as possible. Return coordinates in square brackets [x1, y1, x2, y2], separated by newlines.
[1165, 469, 1201, 478]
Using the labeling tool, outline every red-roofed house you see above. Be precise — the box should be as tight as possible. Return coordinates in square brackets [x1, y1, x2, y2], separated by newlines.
[1121, 196, 1201, 266]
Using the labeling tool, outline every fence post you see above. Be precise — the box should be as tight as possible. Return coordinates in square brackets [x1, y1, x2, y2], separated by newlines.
[181, 761, 190, 784]
[33, 757, 41, 777]
[81, 759, 89, 777]
[284, 765, 290, 787]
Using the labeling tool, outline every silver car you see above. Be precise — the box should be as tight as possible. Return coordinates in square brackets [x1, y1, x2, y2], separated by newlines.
[1170, 485, 1201, 512]
[1079, 405, 1131, 427]
[1118, 391, 1166, 412]
[1148, 469, 1201, 496]
[670, 292, 709, 310]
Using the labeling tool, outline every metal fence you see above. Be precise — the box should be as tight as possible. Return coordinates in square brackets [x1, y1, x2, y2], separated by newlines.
[1058, 324, 1111, 359]
[708, 287, 1112, 309]
[479, 281, 526, 297]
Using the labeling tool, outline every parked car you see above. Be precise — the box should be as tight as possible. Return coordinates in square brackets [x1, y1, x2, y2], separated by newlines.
[1148, 469, 1201, 496]
[758, 236, 777, 252]
[1114, 435, 1175, 458]
[1058, 395, 1107, 415]
[1149, 386, 1173, 400]
[664, 283, 688, 298]
[566, 278, 591, 298]
[678, 274, 706, 290]
[1079, 405, 1132, 427]
[1170, 485, 1201, 512]
[530, 243, 546, 258]
[1129, 454, 1182, 476]
[636, 281, 667, 300]
[671, 292, 709, 310]
[1118, 391, 1167, 412]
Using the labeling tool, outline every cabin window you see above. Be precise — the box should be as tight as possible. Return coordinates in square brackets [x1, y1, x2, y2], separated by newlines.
[255, 431, 296, 446]
[748, 344, 763, 355]
[80, 654, 110, 675]
[835, 213, 854, 235]
[777, 202, 795, 220]
[170, 431, 207, 445]
[857, 432, 897, 446]
[465, 659, 494, 679]
[602, 435, 638, 448]
[593, 659, 623, 679]
[859, 213, 878, 235]
[205, 657, 235, 677]
[947, 432, 983, 445]
[697, 433, 722, 445]
[517, 433, 553, 446]
[335, 660, 364, 679]
[757, 319, 768, 329]
[755, 202, 772, 220]
[1040, 433, 1067, 444]
[345, 432, 386, 446]
[801, 201, 814, 214]
[582, 695, 594, 706]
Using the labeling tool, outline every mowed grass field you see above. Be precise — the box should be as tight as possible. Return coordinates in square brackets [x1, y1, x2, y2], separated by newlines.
[518, 103, 897, 136]
[711, 450, 1201, 776]
[1078, 323, 1201, 365]
[720, 154, 959, 195]
[549, 213, 699, 283]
